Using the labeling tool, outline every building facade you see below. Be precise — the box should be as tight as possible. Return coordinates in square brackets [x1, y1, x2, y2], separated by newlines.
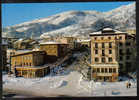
[11, 51, 48, 78]
[39, 42, 68, 59]
[90, 28, 136, 82]
[56, 36, 77, 50]
[77, 39, 91, 47]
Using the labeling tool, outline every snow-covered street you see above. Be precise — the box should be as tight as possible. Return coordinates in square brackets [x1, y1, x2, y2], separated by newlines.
[3, 71, 137, 97]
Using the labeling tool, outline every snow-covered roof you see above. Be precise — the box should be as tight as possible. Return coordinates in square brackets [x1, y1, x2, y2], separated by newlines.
[40, 41, 68, 45]
[78, 39, 91, 42]
[11, 50, 45, 57]
[114, 30, 127, 34]
[90, 31, 102, 35]
[103, 28, 113, 31]
[90, 28, 127, 36]
[15, 66, 49, 69]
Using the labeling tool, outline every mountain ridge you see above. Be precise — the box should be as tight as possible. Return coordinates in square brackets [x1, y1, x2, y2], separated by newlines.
[2, 3, 135, 38]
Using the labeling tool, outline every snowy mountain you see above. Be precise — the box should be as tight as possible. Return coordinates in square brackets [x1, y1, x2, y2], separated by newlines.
[2, 3, 135, 38]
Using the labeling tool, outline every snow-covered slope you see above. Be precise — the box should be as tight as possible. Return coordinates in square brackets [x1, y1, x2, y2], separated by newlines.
[2, 3, 135, 38]
[3, 71, 137, 97]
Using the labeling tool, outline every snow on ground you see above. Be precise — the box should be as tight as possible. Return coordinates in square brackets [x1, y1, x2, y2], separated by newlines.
[3, 71, 137, 97]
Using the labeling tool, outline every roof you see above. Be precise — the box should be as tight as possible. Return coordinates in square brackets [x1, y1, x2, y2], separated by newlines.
[103, 28, 113, 31]
[77, 39, 91, 42]
[11, 50, 46, 57]
[63, 36, 76, 38]
[39, 41, 68, 45]
[90, 28, 127, 36]
[2, 37, 19, 39]
[15, 66, 49, 69]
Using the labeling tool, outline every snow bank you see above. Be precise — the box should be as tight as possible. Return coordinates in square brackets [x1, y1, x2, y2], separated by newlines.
[3, 70, 137, 97]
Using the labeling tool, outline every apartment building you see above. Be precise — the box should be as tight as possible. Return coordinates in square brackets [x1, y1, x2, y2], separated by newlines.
[89, 28, 136, 82]
[11, 51, 49, 78]
[39, 42, 68, 62]
[56, 36, 77, 50]
[77, 39, 91, 47]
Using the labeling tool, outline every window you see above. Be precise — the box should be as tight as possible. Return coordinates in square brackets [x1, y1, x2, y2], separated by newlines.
[126, 62, 131, 68]
[93, 68, 96, 72]
[95, 50, 98, 54]
[102, 57, 105, 63]
[102, 43, 105, 48]
[126, 56, 130, 60]
[109, 68, 112, 73]
[113, 68, 116, 73]
[126, 48, 131, 54]
[105, 68, 108, 73]
[102, 50, 105, 56]
[126, 42, 130, 46]
[119, 36, 122, 40]
[126, 62, 131, 67]
[95, 43, 98, 48]
[119, 63, 123, 69]
[108, 37, 111, 40]
[119, 42, 123, 46]
[94, 37, 97, 40]
[101, 68, 104, 73]
[97, 68, 100, 73]
[108, 57, 113, 62]
[109, 42, 112, 48]
[120, 56, 123, 60]
[119, 49, 123, 55]
[95, 57, 99, 62]
[109, 50, 112, 54]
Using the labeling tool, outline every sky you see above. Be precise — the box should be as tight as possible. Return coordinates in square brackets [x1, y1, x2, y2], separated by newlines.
[2, 2, 134, 28]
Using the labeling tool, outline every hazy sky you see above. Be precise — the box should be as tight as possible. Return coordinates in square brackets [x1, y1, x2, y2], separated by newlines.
[2, 2, 134, 27]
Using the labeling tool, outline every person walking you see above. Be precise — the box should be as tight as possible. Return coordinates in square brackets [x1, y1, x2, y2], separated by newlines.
[126, 81, 129, 88]
[129, 82, 131, 88]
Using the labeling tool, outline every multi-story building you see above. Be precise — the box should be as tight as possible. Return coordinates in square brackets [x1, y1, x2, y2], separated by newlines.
[56, 36, 77, 50]
[7, 49, 32, 63]
[39, 42, 68, 62]
[2, 37, 19, 48]
[126, 28, 136, 35]
[11, 51, 49, 78]
[89, 28, 136, 82]
[77, 39, 91, 47]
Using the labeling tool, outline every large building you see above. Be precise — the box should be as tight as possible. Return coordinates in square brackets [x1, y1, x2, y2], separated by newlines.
[39, 42, 68, 62]
[11, 51, 49, 78]
[89, 28, 136, 82]
[2, 37, 19, 48]
[77, 39, 91, 48]
[56, 36, 77, 50]
[7, 49, 32, 63]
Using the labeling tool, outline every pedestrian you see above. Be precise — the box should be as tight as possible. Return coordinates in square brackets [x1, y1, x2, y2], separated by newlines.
[126, 81, 129, 88]
[129, 82, 131, 88]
